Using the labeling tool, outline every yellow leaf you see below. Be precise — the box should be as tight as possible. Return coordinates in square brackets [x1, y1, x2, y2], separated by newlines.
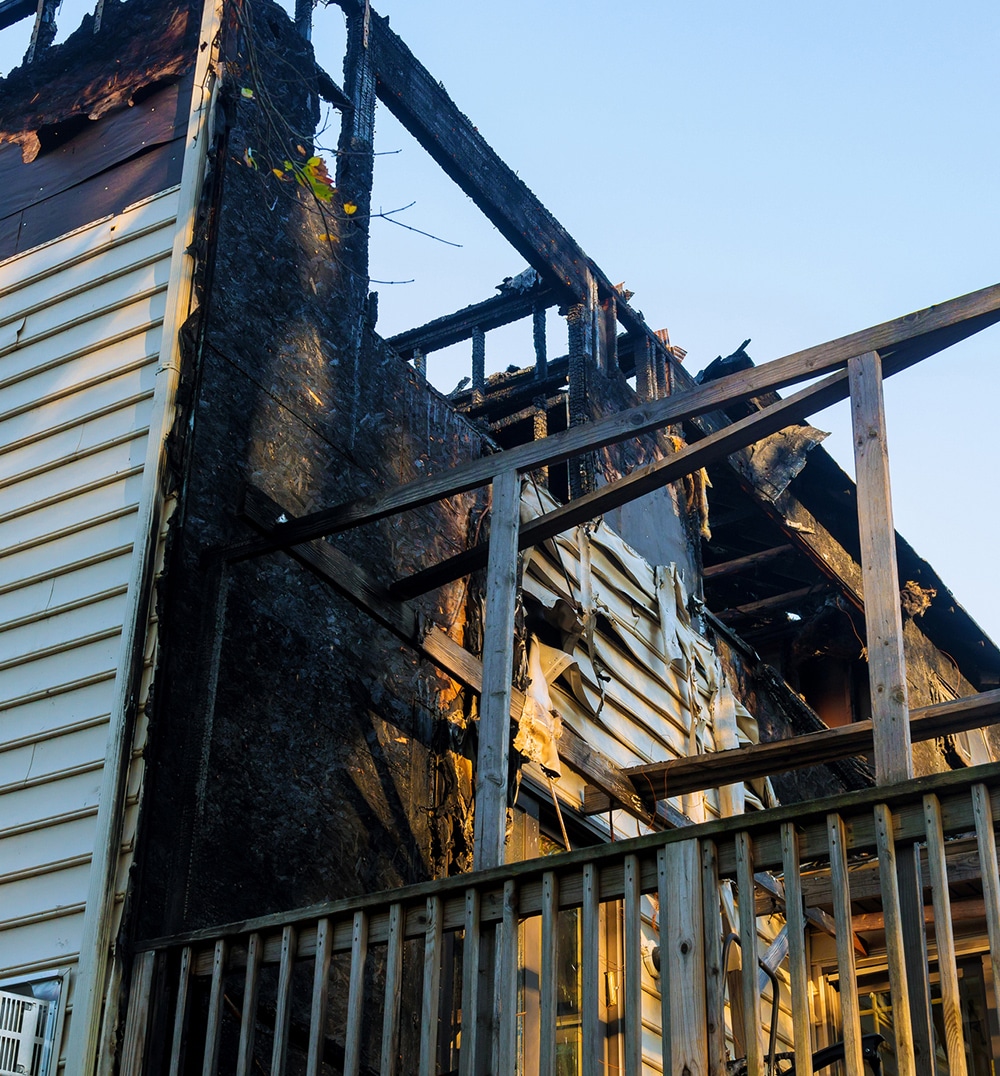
[318, 233, 339, 243]
[240, 86, 254, 99]
[272, 168, 284, 179]
[343, 202, 358, 215]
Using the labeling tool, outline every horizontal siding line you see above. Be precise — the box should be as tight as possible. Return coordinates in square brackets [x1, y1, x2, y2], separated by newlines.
[0, 586, 129, 636]
[0, 953, 81, 980]
[0, 353, 159, 425]
[0, 624, 123, 673]
[0, 322, 162, 395]
[0, 804, 99, 842]
[0, 757, 104, 798]
[0, 282, 168, 362]
[0, 669, 117, 714]
[0, 653, 151, 715]
[0, 542, 134, 597]
[0, 901, 87, 933]
[0, 713, 111, 756]
[0, 464, 145, 527]
[0, 390, 155, 460]
[0, 428, 150, 493]
[0, 851, 93, 886]
[2, 248, 171, 330]
[0, 194, 177, 295]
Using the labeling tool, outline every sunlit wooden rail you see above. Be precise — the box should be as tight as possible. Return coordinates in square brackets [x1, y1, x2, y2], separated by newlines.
[119, 760, 1000, 1076]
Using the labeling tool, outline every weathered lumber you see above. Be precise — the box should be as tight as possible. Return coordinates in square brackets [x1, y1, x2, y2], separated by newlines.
[581, 688, 1000, 812]
[240, 487, 648, 820]
[390, 370, 852, 598]
[386, 279, 556, 359]
[473, 470, 520, 870]
[851, 352, 912, 784]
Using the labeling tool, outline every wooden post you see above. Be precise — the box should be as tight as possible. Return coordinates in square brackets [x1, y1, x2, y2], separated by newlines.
[849, 350, 911, 783]
[849, 350, 936, 1063]
[780, 826, 811, 1076]
[472, 468, 520, 870]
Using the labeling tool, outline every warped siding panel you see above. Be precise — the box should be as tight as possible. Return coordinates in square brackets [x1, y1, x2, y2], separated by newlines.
[0, 516, 138, 600]
[0, 564, 131, 631]
[0, 187, 180, 1007]
[0, 470, 147, 550]
[0, 594, 129, 665]
[0, 363, 159, 451]
[0, 768, 104, 833]
[0, 291, 167, 391]
[0, 406, 152, 485]
[0, 680, 115, 745]
[0, 915, 86, 979]
[0, 438, 150, 520]
[0, 722, 111, 788]
[1, 816, 100, 876]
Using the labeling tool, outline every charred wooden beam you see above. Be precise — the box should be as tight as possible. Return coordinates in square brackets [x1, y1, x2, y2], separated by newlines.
[715, 584, 827, 622]
[702, 544, 796, 581]
[0, 0, 34, 31]
[230, 282, 1000, 559]
[582, 688, 1000, 813]
[389, 371, 852, 599]
[386, 280, 557, 360]
[332, 0, 679, 379]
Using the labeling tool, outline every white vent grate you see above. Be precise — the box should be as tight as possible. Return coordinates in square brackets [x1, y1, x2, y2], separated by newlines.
[0, 991, 49, 1076]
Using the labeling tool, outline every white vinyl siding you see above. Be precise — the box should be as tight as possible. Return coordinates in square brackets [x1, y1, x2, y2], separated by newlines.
[0, 187, 179, 1008]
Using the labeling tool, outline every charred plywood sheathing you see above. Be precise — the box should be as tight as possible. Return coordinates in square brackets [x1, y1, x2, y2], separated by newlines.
[517, 480, 774, 830]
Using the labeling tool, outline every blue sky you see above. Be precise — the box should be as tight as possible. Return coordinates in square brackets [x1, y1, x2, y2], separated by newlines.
[3, 1, 998, 640]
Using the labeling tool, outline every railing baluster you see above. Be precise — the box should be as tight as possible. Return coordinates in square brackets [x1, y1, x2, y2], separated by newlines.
[582, 863, 600, 1076]
[972, 783, 1000, 1022]
[873, 803, 916, 1076]
[306, 920, 332, 1076]
[343, 910, 369, 1076]
[539, 870, 559, 1075]
[923, 794, 968, 1076]
[495, 880, 518, 1076]
[623, 854, 642, 1076]
[780, 825, 810, 1076]
[419, 895, 443, 1076]
[700, 840, 726, 1076]
[270, 925, 296, 1076]
[458, 889, 481, 1076]
[202, 939, 227, 1076]
[381, 903, 404, 1076]
[167, 946, 193, 1076]
[236, 934, 263, 1076]
[657, 847, 672, 1072]
[827, 814, 863, 1076]
[662, 841, 706, 1074]
[120, 951, 156, 1076]
[735, 832, 763, 1076]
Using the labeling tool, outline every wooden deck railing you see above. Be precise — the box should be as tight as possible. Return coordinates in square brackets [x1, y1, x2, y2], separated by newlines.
[119, 760, 1000, 1076]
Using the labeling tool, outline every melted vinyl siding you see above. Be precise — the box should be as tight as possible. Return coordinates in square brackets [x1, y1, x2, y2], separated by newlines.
[0, 186, 180, 981]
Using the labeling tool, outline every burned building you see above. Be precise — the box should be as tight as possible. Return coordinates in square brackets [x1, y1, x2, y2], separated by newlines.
[2, 0, 1000, 1073]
